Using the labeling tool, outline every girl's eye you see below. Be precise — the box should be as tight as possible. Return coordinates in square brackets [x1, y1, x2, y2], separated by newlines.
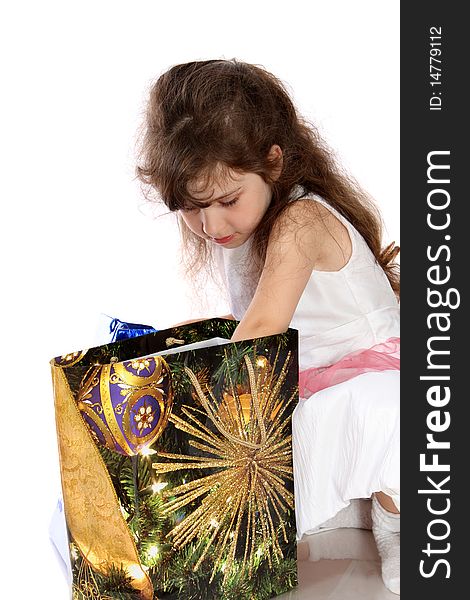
[221, 198, 238, 208]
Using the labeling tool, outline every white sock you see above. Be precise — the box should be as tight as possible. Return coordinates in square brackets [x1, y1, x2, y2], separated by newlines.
[371, 494, 400, 595]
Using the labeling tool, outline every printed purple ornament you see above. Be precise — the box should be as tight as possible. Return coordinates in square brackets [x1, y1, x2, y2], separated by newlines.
[76, 356, 172, 455]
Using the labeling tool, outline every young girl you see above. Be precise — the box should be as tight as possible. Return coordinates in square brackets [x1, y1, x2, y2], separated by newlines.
[137, 59, 400, 595]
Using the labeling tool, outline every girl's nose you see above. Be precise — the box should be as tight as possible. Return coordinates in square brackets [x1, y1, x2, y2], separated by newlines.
[201, 208, 226, 239]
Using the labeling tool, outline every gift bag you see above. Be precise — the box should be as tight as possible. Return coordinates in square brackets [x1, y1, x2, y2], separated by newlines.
[51, 318, 298, 599]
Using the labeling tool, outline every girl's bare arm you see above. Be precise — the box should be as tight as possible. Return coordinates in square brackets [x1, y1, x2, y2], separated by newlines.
[231, 201, 318, 342]
[172, 314, 235, 327]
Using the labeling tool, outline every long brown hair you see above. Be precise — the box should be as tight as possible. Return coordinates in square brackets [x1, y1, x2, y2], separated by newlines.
[136, 59, 400, 294]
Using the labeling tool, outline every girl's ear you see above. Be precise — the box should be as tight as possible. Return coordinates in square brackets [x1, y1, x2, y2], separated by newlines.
[267, 144, 283, 181]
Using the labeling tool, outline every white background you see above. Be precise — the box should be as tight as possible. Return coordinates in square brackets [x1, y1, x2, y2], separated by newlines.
[1, 1, 399, 597]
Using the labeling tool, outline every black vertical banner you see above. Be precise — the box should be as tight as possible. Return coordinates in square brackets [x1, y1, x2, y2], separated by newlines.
[401, 3, 466, 598]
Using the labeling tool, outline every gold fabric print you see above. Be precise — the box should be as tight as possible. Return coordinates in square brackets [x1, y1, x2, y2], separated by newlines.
[52, 365, 154, 600]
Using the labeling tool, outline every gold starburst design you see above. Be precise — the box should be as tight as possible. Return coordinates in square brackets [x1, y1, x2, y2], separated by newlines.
[152, 349, 297, 581]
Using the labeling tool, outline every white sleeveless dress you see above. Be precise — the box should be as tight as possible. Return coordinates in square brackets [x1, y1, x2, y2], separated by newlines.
[215, 195, 400, 537]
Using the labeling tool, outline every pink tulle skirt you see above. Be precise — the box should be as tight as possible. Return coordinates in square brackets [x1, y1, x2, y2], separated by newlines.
[299, 337, 400, 398]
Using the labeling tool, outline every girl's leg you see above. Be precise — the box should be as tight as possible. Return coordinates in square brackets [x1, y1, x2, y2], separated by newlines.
[375, 490, 400, 514]
[372, 492, 400, 595]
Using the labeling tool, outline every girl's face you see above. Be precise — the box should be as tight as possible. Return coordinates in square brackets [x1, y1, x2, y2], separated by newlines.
[180, 170, 273, 249]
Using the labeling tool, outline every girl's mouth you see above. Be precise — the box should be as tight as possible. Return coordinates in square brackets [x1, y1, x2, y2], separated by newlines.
[212, 234, 235, 244]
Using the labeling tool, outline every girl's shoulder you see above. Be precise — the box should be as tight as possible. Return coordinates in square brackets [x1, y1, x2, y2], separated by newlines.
[271, 197, 353, 272]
